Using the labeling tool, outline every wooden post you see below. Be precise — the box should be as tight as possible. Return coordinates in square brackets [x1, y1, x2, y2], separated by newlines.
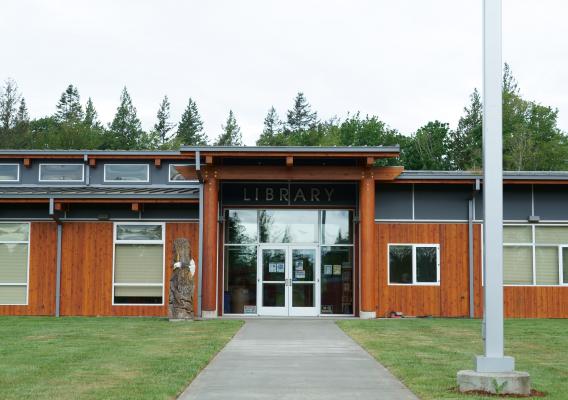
[202, 167, 219, 318]
[359, 168, 377, 318]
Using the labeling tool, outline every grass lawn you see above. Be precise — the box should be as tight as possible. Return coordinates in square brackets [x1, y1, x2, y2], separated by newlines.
[0, 317, 242, 400]
[338, 319, 568, 400]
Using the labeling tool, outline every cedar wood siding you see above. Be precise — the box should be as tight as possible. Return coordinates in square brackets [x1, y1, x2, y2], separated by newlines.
[378, 223, 568, 318]
[0, 222, 58, 315]
[0, 219, 215, 317]
[58, 222, 198, 316]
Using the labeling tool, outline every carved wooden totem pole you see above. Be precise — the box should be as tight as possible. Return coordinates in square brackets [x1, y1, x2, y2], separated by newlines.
[168, 238, 195, 320]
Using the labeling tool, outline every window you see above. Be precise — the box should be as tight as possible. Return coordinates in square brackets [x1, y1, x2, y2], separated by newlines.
[504, 225, 568, 286]
[169, 164, 195, 182]
[39, 164, 84, 182]
[388, 244, 439, 285]
[321, 210, 353, 244]
[259, 210, 318, 243]
[104, 164, 149, 182]
[113, 223, 164, 305]
[0, 223, 29, 305]
[0, 164, 19, 182]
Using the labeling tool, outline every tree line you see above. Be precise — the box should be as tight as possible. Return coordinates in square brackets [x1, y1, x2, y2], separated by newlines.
[0, 64, 565, 171]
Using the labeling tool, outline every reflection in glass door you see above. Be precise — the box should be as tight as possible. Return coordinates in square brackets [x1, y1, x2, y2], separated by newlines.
[258, 245, 319, 316]
[259, 247, 288, 316]
[290, 247, 318, 316]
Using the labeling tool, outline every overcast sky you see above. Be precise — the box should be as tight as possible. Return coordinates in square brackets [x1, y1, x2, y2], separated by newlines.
[1, 0, 567, 145]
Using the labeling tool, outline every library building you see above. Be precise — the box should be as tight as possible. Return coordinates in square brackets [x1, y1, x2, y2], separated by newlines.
[0, 146, 567, 318]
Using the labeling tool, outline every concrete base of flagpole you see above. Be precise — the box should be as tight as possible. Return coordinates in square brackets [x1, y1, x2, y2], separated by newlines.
[457, 365, 530, 396]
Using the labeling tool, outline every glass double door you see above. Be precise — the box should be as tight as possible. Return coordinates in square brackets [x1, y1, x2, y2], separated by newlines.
[258, 245, 319, 316]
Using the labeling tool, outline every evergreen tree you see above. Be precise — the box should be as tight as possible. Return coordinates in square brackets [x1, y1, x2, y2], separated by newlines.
[257, 106, 283, 145]
[175, 98, 207, 145]
[447, 89, 483, 170]
[215, 110, 242, 146]
[286, 92, 318, 133]
[84, 97, 101, 128]
[15, 98, 29, 125]
[0, 78, 21, 131]
[55, 84, 83, 123]
[108, 87, 144, 149]
[153, 95, 174, 144]
[405, 121, 451, 170]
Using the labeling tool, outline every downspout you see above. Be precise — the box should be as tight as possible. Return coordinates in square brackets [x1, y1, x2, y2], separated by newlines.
[49, 198, 62, 317]
[468, 198, 474, 319]
[196, 151, 204, 319]
[468, 178, 481, 319]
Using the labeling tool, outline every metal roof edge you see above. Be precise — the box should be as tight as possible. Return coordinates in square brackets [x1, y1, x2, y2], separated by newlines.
[399, 170, 568, 181]
[179, 145, 401, 153]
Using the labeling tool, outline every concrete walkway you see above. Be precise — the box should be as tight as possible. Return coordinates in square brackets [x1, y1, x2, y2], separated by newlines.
[179, 319, 418, 400]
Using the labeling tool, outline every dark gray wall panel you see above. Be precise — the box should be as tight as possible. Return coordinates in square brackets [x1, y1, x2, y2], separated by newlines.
[65, 204, 138, 219]
[142, 204, 198, 219]
[4, 158, 193, 185]
[503, 185, 532, 220]
[0, 204, 50, 219]
[414, 184, 472, 220]
[534, 185, 568, 220]
[474, 190, 483, 220]
[375, 183, 412, 220]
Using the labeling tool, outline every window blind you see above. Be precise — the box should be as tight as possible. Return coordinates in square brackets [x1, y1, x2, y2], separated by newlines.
[114, 244, 163, 284]
[0, 244, 28, 283]
[535, 247, 559, 285]
[114, 286, 163, 297]
[503, 226, 532, 243]
[535, 226, 568, 245]
[503, 246, 533, 284]
[0, 286, 26, 304]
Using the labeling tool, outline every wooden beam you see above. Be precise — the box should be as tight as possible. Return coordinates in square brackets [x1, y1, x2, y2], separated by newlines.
[366, 157, 375, 167]
[205, 155, 214, 165]
[88, 158, 97, 168]
[215, 165, 403, 181]
[374, 166, 404, 180]
[131, 203, 140, 212]
[23, 158, 31, 168]
[154, 159, 162, 168]
[54, 202, 64, 211]
[286, 156, 294, 167]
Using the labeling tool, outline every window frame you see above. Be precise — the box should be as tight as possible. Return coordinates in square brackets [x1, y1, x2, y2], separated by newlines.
[0, 163, 20, 182]
[503, 223, 568, 287]
[38, 163, 84, 182]
[560, 245, 568, 286]
[104, 164, 150, 183]
[168, 163, 196, 183]
[0, 222, 30, 305]
[112, 222, 165, 306]
[387, 243, 440, 286]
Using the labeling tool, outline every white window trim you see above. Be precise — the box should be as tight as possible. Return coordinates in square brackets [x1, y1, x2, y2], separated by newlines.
[387, 243, 440, 286]
[168, 163, 196, 183]
[0, 222, 30, 305]
[38, 163, 85, 182]
[104, 164, 150, 183]
[112, 222, 165, 306]
[0, 163, 20, 182]
[503, 223, 568, 287]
